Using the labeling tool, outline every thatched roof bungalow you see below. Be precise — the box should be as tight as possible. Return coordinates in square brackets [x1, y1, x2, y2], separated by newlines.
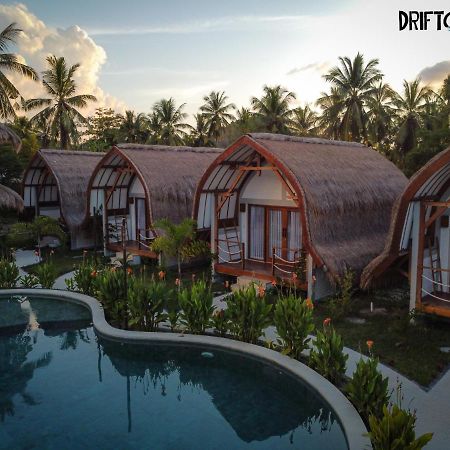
[88, 144, 223, 259]
[0, 184, 23, 211]
[23, 149, 105, 249]
[193, 133, 407, 298]
[361, 146, 450, 318]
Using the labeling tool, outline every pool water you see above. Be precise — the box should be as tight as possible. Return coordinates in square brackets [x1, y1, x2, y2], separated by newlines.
[0, 296, 348, 450]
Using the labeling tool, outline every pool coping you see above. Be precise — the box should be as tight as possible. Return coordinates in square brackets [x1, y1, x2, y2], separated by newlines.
[1, 288, 372, 449]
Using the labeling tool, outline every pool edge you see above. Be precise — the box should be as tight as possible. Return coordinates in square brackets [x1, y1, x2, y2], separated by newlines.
[1, 288, 372, 450]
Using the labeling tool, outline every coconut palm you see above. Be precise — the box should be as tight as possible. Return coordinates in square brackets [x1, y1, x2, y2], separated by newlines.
[0, 23, 38, 120]
[251, 85, 296, 133]
[200, 91, 235, 143]
[392, 79, 432, 154]
[146, 111, 162, 144]
[152, 98, 188, 145]
[120, 110, 148, 143]
[187, 114, 212, 147]
[323, 53, 382, 142]
[25, 55, 97, 149]
[235, 107, 254, 133]
[290, 105, 318, 136]
[316, 88, 343, 140]
[366, 82, 396, 148]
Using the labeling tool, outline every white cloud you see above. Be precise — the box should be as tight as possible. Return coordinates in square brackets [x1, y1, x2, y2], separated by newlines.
[287, 61, 331, 76]
[0, 3, 126, 116]
[418, 60, 450, 87]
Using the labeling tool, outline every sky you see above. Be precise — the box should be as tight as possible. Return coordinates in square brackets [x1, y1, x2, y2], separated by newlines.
[0, 0, 449, 118]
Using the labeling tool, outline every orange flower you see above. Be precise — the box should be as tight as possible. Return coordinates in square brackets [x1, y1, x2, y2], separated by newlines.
[34, 250, 39, 256]
[271, 280, 277, 287]
[305, 298, 314, 309]
[323, 317, 331, 326]
[50, 249, 55, 255]
[292, 272, 298, 280]
[90, 270, 97, 278]
[127, 267, 133, 275]
[258, 285, 266, 298]
[175, 278, 180, 286]
[192, 273, 196, 281]
[366, 340, 374, 351]
[158, 270, 166, 280]
[83, 249, 88, 255]
[111, 267, 116, 272]
[312, 275, 317, 283]
[224, 280, 229, 289]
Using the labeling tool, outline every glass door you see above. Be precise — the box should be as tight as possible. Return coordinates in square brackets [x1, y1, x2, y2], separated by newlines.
[287, 210, 301, 261]
[249, 206, 265, 260]
[135, 198, 146, 240]
[268, 208, 283, 261]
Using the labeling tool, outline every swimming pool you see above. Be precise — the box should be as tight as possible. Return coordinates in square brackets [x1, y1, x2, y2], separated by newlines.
[0, 293, 362, 449]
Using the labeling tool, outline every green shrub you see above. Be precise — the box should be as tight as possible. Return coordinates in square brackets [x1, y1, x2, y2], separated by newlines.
[166, 292, 180, 332]
[67, 259, 99, 296]
[274, 295, 315, 359]
[35, 261, 57, 289]
[226, 284, 272, 344]
[309, 319, 348, 385]
[346, 356, 390, 424]
[211, 308, 229, 336]
[128, 279, 168, 331]
[96, 268, 128, 324]
[328, 269, 355, 320]
[179, 280, 215, 334]
[19, 273, 39, 288]
[368, 404, 433, 450]
[0, 258, 19, 288]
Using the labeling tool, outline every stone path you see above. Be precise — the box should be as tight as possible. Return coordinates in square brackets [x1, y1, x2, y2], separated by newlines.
[13, 251, 449, 448]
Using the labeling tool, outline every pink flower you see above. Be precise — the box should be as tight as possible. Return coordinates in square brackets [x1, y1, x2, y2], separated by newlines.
[323, 317, 331, 327]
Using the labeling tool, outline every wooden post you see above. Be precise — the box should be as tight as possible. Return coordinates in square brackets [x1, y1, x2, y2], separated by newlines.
[272, 247, 275, 276]
[137, 228, 141, 250]
[121, 217, 128, 329]
[241, 242, 245, 270]
[416, 202, 426, 310]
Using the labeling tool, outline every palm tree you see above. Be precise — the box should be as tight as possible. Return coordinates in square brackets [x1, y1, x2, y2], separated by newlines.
[25, 55, 97, 149]
[200, 91, 235, 143]
[316, 88, 343, 140]
[289, 104, 318, 136]
[0, 23, 38, 120]
[392, 79, 431, 154]
[187, 114, 212, 147]
[120, 110, 148, 143]
[323, 53, 382, 142]
[152, 98, 189, 145]
[251, 85, 296, 133]
[366, 82, 396, 148]
[146, 111, 162, 144]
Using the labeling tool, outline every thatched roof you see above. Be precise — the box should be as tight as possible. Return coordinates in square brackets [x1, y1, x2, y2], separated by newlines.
[0, 123, 21, 152]
[25, 149, 105, 230]
[0, 184, 23, 211]
[100, 144, 223, 225]
[196, 133, 408, 282]
[361, 146, 450, 288]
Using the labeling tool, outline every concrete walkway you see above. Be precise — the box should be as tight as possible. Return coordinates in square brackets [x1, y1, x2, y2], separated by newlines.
[13, 252, 448, 448]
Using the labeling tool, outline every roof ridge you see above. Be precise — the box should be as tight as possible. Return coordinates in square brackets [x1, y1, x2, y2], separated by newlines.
[40, 149, 106, 156]
[248, 133, 366, 148]
[116, 143, 223, 153]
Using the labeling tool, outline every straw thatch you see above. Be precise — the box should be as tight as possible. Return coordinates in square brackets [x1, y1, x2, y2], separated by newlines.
[0, 184, 23, 211]
[26, 149, 105, 230]
[0, 123, 21, 152]
[361, 146, 450, 289]
[114, 144, 223, 224]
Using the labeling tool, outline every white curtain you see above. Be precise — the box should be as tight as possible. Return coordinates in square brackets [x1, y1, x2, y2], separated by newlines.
[269, 210, 283, 258]
[287, 211, 301, 261]
[250, 206, 265, 260]
[136, 198, 146, 238]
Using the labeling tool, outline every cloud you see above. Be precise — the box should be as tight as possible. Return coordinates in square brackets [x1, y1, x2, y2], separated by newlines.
[88, 15, 314, 36]
[417, 60, 450, 87]
[287, 61, 331, 76]
[0, 3, 126, 116]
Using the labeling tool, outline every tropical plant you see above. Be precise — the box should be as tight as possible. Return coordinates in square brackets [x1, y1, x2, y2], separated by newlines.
[368, 404, 433, 450]
[19, 273, 39, 288]
[211, 308, 229, 336]
[309, 319, 348, 385]
[96, 268, 128, 325]
[187, 113, 212, 147]
[251, 85, 296, 133]
[0, 258, 19, 288]
[151, 218, 210, 279]
[85, 107, 122, 150]
[289, 105, 318, 136]
[226, 284, 272, 343]
[7, 216, 66, 251]
[274, 295, 315, 359]
[0, 23, 38, 120]
[25, 55, 97, 149]
[392, 79, 432, 157]
[200, 91, 235, 143]
[323, 53, 383, 142]
[152, 98, 188, 145]
[346, 355, 390, 424]
[34, 261, 57, 289]
[328, 269, 355, 320]
[66, 258, 99, 296]
[235, 107, 257, 133]
[119, 110, 148, 143]
[128, 279, 168, 331]
[179, 280, 215, 334]
[0, 145, 23, 186]
[316, 87, 343, 139]
[166, 291, 180, 332]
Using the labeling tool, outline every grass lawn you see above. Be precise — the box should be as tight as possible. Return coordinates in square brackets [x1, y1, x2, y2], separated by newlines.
[312, 287, 450, 387]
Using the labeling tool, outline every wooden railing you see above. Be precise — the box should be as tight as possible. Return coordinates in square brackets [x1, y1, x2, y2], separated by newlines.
[137, 228, 155, 250]
[215, 238, 245, 269]
[272, 247, 307, 283]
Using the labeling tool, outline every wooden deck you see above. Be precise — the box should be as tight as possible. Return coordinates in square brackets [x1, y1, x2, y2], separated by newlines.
[215, 259, 307, 289]
[107, 240, 158, 259]
[420, 292, 450, 318]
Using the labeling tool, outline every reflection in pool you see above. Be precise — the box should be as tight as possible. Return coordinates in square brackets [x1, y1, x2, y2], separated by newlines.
[0, 296, 348, 449]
